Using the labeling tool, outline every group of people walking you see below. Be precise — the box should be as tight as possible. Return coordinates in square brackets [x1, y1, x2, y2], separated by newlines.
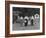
[18, 16, 34, 27]
[13, 13, 39, 27]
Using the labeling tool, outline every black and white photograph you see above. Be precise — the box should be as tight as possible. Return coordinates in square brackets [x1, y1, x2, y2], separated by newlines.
[12, 7, 40, 31]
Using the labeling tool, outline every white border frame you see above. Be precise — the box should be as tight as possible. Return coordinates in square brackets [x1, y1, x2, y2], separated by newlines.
[10, 4, 43, 34]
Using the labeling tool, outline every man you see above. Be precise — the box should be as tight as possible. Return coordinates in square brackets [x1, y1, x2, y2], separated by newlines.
[31, 16, 34, 26]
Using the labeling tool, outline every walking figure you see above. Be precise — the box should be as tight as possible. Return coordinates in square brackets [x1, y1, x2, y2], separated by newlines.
[24, 16, 29, 27]
[31, 16, 34, 26]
